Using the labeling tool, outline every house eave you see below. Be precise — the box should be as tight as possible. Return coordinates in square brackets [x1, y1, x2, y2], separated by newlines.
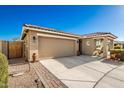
[21, 25, 118, 40]
[22, 26, 81, 39]
[81, 34, 117, 39]
[21, 27, 30, 40]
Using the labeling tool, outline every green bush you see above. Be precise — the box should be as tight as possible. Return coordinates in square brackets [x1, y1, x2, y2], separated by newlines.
[114, 45, 121, 49]
[110, 49, 124, 61]
[0, 52, 8, 88]
[110, 49, 124, 53]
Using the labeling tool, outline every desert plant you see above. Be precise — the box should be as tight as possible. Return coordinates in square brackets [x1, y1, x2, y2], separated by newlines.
[110, 49, 124, 53]
[114, 45, 121, 49]
[110, 49, 124, 61]
[0, 52, 8, 88]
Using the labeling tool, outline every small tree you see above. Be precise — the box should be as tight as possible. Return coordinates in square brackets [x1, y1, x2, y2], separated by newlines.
[0, 52, 8, 88]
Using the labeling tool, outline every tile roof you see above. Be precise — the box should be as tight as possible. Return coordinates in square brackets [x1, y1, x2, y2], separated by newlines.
[82, 32, 117, 38]
[22, 24, 117, 39]
[23, 24, 80, 37]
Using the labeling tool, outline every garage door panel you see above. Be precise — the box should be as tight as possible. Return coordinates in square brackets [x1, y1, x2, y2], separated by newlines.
[38, 37, 75, 59]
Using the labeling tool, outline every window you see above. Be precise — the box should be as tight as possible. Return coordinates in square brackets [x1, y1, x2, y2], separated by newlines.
[96, 40, 101, 46]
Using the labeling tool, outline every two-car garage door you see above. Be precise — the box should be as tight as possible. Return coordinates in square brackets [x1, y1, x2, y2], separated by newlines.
[38, 37, 76, 59]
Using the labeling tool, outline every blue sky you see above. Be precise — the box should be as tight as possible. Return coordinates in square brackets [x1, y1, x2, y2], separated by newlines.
[0, 5, 124, 40]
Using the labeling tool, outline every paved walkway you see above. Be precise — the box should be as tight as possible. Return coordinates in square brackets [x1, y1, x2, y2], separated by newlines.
[31, 62, 67, 88]
[40, 55, 124, 88]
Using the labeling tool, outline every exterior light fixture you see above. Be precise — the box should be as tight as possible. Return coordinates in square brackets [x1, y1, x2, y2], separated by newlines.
[86, 41, 90, 46]
[77, 40, 79, 43]
[33, 36, 36, 43]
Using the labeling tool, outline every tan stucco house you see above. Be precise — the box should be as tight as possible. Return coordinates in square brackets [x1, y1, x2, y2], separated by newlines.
[21, 24, 117, 61]
[81, 32, 117, 58]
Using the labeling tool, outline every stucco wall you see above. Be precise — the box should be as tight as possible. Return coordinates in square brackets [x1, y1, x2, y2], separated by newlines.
[22, 31, 37, 61]
[82, 38, 96, 55]
[25, 30, 79, 61]
[23, 29, 116, 60]
[28, 31, 39, 61]
[103, 37, 114, 58]
[23, 34, 28, 60]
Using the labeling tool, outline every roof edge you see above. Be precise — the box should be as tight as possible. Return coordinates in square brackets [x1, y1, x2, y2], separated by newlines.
[21, 24, 118, 40]
[22, 24, 81, 38]
[81, 32, 117, 39]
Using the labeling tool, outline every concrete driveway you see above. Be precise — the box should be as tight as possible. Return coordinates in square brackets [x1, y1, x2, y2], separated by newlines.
[40, 55, 124, 88]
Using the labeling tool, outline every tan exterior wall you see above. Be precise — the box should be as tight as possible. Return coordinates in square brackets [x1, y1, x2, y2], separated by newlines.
[103, 37, 114, 58]
[81, 37, 114, 58]
[23, 29, 115, 60]
[24, 30, 79, 61]
[28, 31, 39, 61]
[23, 34, 29, 59]
[22, 31, 37, 61]
[82, 38, 96, 55]
[103, 37, 108, 58]
[109, 40, 114, 49]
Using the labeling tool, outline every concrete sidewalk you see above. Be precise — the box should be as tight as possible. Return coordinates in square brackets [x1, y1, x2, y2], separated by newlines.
[40, 55, 124, 88]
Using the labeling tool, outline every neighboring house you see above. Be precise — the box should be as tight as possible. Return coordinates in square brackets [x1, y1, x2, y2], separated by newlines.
[114, 41, 124, 49]
[81, 32, 117, 58]
[21, 24, 117, 61]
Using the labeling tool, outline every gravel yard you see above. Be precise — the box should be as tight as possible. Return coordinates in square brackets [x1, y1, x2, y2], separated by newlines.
[8, 58, 44, 88]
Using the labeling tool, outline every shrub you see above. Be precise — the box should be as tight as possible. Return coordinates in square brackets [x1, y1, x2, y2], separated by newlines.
[110, 49, 124, 61]
[114, 45, 121, 49]
[110, 49, 123, 53]
[0, 52, 8, 88]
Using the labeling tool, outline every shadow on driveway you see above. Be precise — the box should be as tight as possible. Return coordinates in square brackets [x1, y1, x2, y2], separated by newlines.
[54, 55, 102, 69]
[54, 55, 123, 69]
